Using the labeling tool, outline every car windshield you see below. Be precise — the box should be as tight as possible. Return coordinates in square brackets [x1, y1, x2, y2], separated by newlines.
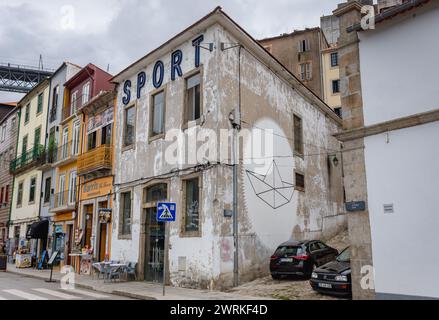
[274, 246, 304, 256]
[336, 247, 350, 262]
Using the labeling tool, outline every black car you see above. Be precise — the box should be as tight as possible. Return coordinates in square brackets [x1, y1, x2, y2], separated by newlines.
[309, 247, 351, 297]
[270, 240, 339, 279]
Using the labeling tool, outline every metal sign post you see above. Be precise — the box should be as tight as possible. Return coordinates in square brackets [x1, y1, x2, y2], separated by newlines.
[157, 202, 176, 297]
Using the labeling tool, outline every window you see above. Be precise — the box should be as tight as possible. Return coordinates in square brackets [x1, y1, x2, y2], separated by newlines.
[299, 63, 312, 81]
[0, 187, 4, 205]
[72, 121, 80, 155]
[101, 124, 112, 145]
[185, 73, 201, 122]
[120, 191, 132, 236]
[1, 124, 6, 142]
[52, 85, 59, 108]
[71, 90, 78, 114]
[144, 183, 168, 203]
[37, 93, 43, 114]
[295, 172, 305, 191]
[298, 39, 310, 52]
[61, 127, 69, 159]
[151, 91, 165, 136]
[5, 185, 9, 204]
[29, 177, 37, 203]
[334, 107, 342, 118]
[293, 115, 303, 155]
[25, 104, 30, 123]
[87, 131, 97, 151]
[44, 177, 51, 204]
[22, 135, 28, 155]
[68, 171, 77, 205]
[123, 106, 135, 147]
[330, 52, 338, 67]
[183, 177, 200, 234]
[58, 174, 66, 206]
[82, 82, 90, 106]
[17, 182, 23, 206]
[34, 127, 41, 148]
[11, 117, 16, 130]
[332, 79, 340, 94]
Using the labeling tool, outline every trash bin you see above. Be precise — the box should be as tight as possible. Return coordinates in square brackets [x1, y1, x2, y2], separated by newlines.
[0, 255, 7, 271]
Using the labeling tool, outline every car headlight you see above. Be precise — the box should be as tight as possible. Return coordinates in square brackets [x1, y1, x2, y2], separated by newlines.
[311, 272, 318, 279]
[335, 275, 348, 282]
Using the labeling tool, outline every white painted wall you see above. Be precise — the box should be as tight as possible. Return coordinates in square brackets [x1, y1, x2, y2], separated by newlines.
[359, 6, 439, 126]
[364, 122, 439, 298]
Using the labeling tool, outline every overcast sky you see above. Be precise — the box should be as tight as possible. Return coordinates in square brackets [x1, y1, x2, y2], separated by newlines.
[0, 0, 342, 102]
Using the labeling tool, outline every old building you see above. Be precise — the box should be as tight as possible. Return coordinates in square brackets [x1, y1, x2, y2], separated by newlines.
[258, 27, 325, 99]
[50, 63, 112, 266]
[9, 79, 50, 259]
[336, 0, 439, 299]
[0, 106, 19, 247]
[77, 90, 115, 263]
[39, 62, 81, 257]
[110, 7, 345, 289]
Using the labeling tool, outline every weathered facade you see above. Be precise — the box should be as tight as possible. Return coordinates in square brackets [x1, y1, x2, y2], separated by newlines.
[0, 106, 19, 246]
[259, 28, 325, 99]
[111, 7, 345, 289]
[9, 79, 50, 257]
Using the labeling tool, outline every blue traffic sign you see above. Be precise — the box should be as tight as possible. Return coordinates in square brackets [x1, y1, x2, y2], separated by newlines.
[157, 202, 176, 222]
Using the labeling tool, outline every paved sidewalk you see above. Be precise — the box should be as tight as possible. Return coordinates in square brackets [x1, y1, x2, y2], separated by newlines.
[5, 264, 272, 300]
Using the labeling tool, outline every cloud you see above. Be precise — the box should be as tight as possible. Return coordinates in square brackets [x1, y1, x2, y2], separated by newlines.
[0, 0, 340, 101]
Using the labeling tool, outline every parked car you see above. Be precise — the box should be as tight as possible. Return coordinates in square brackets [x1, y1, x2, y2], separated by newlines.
[270, 240, 339, 279]
[309, 247, 351, 297]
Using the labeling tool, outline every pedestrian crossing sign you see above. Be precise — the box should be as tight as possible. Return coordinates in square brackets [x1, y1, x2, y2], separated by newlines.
[157, 202, 176, 222]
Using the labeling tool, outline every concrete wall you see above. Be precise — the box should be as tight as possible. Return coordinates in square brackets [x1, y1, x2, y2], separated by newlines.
[364, 122, 439, 299]
[359, 6, 439, 126]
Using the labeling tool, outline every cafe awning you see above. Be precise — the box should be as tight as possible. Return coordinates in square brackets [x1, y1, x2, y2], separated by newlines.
[26, 220, 49, 239]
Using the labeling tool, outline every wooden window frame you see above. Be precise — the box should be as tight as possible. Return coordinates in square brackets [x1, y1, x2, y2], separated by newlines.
[182, 67, 204, 130]
[118, 188, 133, 239]
[28, 176, 37, 204]
[16, 181, 23, 208]
[293, 113, 304, 157]
[122, 103, 137, 152]
[149, 86, 167, 142]
[180, 173, 202, 238]
[294, 170, 305, 192]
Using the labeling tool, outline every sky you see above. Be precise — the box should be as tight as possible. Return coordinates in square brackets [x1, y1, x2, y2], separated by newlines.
[0, 0, 342, 102]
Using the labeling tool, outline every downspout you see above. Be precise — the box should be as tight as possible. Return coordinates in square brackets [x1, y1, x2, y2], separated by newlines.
[318, 30, 325, 103]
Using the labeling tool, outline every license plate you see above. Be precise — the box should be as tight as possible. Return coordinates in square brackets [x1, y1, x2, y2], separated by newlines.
[318, 283, 332, 289]
[280, 258, 293, 263]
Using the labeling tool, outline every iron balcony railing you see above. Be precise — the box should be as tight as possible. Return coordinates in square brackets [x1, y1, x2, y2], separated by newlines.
[77, 145, 112, 175]
[51, 189, 77, 212]
[52, 140, 79, 165]
[10, 144, 45, 174]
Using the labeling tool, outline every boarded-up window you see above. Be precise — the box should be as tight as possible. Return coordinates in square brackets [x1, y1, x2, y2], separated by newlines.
[293, 115, 303, 155]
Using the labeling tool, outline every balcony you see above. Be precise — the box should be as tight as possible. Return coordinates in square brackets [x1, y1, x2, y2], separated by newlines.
[52, 140, 79, 167]
[77, 145, 112, 176]
[10, 145, 45, 174]
[50, 190, 77, 213]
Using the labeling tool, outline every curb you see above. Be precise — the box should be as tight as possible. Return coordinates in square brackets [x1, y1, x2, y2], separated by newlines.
[6, 269, 156, 300]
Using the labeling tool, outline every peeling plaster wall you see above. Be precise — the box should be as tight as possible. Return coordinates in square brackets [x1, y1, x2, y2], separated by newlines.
[112, 23, 345, 289]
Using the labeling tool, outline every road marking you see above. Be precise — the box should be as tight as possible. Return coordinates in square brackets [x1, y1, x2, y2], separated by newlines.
[3, 289, 48, 300]
[63, 288, 109, 299]
[33, 288, 81, 300]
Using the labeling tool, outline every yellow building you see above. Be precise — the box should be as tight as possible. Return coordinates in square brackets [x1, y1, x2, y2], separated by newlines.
[77, 91, 115, 263]
[321, 45, 341, 117]
[9, 79, 50, 258]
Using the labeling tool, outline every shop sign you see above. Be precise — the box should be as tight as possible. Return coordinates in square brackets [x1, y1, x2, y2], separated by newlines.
[87, 107, 114, 133]
[54, 225, 63, 234]
[82, 177, 112, 199]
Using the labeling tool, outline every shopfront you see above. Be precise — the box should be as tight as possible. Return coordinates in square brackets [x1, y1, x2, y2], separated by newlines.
[79, 176, 113, 263]
[52, 212, 76, 267]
